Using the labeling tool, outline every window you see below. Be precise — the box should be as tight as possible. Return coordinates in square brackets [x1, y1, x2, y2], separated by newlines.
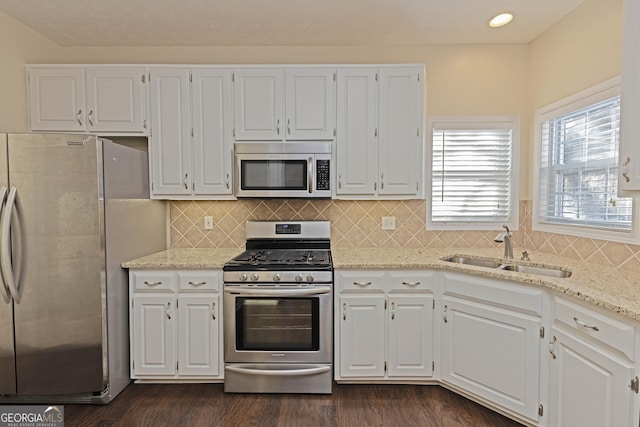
[534, 77, 638, 243]
[427, 116, 520, 230]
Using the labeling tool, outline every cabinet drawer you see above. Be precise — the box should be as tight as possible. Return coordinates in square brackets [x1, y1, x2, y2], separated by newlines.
[337, 270, 385, 292]
[443, 272, 544, 316]
[177, 271, 219, 291]
[387, 271, 434, 292]
[132, 271, 175, 291]
[554, 296, 636, 361]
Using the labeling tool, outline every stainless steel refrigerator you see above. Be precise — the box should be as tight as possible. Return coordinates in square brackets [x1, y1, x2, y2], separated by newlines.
[0, 133, 166, 404]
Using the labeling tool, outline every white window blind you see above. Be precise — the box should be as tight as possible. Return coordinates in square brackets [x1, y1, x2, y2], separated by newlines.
[430, 118, 518, 230]
[538, 95, 632, 231]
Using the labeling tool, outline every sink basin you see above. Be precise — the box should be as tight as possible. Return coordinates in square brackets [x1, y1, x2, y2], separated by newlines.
[500, 264, 572, 278]
[442, 256, 504, 269]
[442, 255, 572, 279]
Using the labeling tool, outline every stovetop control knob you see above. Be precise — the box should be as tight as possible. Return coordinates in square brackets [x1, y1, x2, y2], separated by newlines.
[273, 273, 281, 282]
[240, 273, 248, 282]
[306, 274, 314, 283]
[251, 273, 260, 282]
[295, 274, 303, 283]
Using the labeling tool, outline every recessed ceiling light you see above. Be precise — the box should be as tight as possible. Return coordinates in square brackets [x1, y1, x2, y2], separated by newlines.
[489, 12, 514, 28]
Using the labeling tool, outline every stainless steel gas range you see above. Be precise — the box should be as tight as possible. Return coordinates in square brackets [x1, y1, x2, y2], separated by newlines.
[222, 221, 333, 394]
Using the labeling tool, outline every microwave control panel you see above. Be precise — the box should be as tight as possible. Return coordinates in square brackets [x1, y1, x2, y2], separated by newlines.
[316, 160, 330, 191]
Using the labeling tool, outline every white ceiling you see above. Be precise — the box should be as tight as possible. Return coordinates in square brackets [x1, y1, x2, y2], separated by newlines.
[0, 0, 586, 47]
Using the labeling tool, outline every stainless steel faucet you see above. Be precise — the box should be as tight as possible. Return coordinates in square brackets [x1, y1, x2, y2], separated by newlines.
[494, 225, 513, 259]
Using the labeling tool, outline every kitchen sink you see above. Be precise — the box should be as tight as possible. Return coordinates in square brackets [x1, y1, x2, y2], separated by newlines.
[442, 255, 572, 278]
[442, 256, 504, 269]
[499, 263, 572, 278]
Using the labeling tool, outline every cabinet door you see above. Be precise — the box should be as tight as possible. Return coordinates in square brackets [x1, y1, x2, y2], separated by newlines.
[28, 68, 85, 132]
[177, 294, 220, 377]
[132, 295, 176, 376]
[548, 327, 636, 427]
[336, 69, 378, 195]
[149, 68, 192, 196]
[441, 297, 541, 422]
[620, 0, 640, 191]
[285, 68, 335, 140]
[233, 68, 284, 140]
[339, 295, 386, 377]
[85, 68, 146, 133]
[387, 295, 433, 377]
[378, 67, 422, 196]
[191, 69, 233, 195]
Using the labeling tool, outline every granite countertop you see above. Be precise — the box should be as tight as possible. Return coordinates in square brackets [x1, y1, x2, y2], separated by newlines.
[122, 246, 640, 323]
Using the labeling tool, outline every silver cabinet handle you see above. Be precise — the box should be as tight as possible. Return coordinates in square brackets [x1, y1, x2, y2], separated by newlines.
[211, 301, 216, 320]
[573, 317, 599, 331]
[276, 118, 280, 135]
[343, 302, 346, 320]
[549, 336, 557, 359]
[353, 281, 372, 287]
[381, 173, 384, 190]
[391, 301, 395, 320]
[143, 280, 162, 287]
[226, 173, 230, 189]
[166, 302, 171, 320]
[443, 304, 448, 323]
[308, 157, 313, 194]
[184, 173, 188, 190]
[402, 281, 421, 287]
[88, 110, 94, 126]
[143, 119, 148, 129]
[622, 157, 631, 182]
[188, 281, 206, 287]
[338, 174, 342, 189]
[76, 109, 83, 126]
[287, 118, 291, 135]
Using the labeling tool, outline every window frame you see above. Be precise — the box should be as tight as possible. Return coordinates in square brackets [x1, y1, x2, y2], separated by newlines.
[533, 76, 640, 244]
[426, 115, 520, 231]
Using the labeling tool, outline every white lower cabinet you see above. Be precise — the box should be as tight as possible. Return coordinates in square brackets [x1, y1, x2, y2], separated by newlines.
[441, 273, 544, 423]
[336, 270, 434, 380]
[548, 296, 639, 427]
[129, 270, 223, 381]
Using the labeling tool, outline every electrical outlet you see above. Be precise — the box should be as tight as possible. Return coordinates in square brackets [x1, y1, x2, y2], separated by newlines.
[204, 216, 214, 230]
[381, 216, 396, 230]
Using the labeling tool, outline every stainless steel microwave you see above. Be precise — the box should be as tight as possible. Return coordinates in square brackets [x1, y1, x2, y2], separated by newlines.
[234, 142, 331, 198]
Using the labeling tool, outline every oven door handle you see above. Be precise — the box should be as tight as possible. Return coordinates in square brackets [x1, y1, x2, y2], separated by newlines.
[225, 365, 331, 377]
[224, 286, 332, 297]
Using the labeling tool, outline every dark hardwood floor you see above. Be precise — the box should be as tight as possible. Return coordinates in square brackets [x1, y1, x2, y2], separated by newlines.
[64, 383, 524, 426]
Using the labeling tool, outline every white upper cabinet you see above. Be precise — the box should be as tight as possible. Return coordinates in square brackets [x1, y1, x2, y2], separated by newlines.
[149, 67, 233, 198]
[285, 68, 336, 140]
[28, 66, 147, 134]
[378, 68, 422, 196]
[233, 68, 284, 140]
[336, 69, 379, 196]
[336, 66, 424, 199]
[620, 0, 640, 192]
[149, 68, 192, 196]
[233, 67, 336, 141]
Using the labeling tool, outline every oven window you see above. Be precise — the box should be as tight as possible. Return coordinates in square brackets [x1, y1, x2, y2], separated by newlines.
[241, 160, 307, 190]
[235, 297, 319, 351]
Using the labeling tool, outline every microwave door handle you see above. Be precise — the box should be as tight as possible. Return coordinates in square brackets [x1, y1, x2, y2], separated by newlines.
[0, 186, 9, 303]
[308, 157, 313, 194]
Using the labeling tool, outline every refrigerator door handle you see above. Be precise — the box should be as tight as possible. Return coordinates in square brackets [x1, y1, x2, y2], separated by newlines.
[0, 187, 23, 303]
[0, 186, 9, 304]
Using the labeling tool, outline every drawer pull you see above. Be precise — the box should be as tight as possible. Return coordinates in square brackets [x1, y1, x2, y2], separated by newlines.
[353, 281, 372, 287]
[573, 317, 599, 331]
[143, 280, 162, 287]
[402, 281, 421, 287]
[211, 302, 216, 320]
[188, 281, 207, 287]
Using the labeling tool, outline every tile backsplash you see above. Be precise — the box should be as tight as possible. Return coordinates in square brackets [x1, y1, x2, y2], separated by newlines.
[170, 199, 640, 272]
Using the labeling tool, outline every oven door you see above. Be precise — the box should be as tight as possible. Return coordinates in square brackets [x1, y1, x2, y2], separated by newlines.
[234, 153, 317, 198]
[223, 285, 332, 364]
